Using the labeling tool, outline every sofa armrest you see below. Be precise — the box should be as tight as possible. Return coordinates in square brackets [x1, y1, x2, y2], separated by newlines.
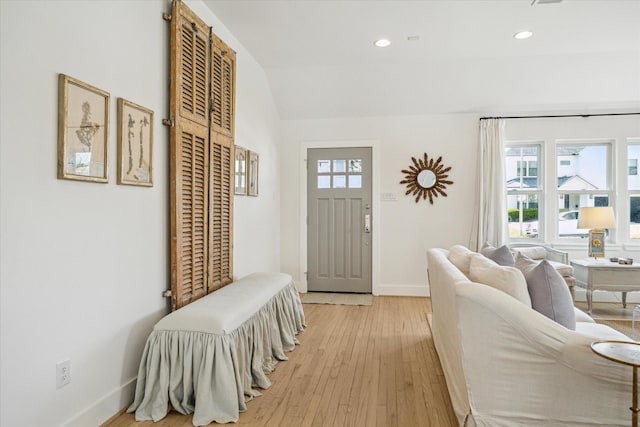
[543, 246, 569, 264]
[509, 243, 569, 264]
[455, 282, 631, 426]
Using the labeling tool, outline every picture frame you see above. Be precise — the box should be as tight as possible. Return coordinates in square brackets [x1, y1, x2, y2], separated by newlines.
[234, 145, 247, 195]
[248, 150, 259, 196]
[117, 98, 154, 186]
[57, 74, 110, 183]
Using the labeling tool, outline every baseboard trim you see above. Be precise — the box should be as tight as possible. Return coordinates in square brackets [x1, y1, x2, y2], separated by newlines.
[293, 280, 306, 293]
[61, 377, 136, 427]
[99, 407, 127, 427]
[374, 284, 430, 297]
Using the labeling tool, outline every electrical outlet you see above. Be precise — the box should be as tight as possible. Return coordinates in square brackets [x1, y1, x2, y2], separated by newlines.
[56, 359, 71, 389]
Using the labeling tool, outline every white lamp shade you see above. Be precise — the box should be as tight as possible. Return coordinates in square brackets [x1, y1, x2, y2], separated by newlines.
[577, 207, 617, 229]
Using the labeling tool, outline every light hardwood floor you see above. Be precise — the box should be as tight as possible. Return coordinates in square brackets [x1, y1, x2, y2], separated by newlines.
[106, 296, 456, 427]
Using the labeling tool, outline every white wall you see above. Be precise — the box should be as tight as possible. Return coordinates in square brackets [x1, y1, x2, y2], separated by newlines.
[0, 1, 281, 426]
[280, 115, 479, 296]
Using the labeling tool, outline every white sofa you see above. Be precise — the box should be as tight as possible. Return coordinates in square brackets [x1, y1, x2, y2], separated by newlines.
[428, 246, 633, 427]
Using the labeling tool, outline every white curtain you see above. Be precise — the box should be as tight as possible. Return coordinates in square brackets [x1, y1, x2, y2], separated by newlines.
[470, 118, 507, 250]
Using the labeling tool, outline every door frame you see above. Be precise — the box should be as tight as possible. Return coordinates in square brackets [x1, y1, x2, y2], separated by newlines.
[299, 139, 380, 294]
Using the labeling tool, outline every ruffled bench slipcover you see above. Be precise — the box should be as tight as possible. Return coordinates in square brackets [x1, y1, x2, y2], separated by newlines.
[127, 272, 306, 426]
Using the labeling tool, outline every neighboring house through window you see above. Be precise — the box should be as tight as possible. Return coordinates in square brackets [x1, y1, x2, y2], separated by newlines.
[506, 145, 542, 239]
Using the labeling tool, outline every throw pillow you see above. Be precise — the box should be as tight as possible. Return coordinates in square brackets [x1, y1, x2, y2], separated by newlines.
[515, 253, 576, 330]
[468, 253, 532, 307]
[480, 242, 515, 266]
[448, 245, 474, 276]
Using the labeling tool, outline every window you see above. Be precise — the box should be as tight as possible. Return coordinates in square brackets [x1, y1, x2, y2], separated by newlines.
[629, 144, 640, 239]
[516, 160, 537, 177]
[316, 159, 363, 189]
[505, 145, 542, 239]
[506, 140, 615, 242]
[556, 143, 611, 239]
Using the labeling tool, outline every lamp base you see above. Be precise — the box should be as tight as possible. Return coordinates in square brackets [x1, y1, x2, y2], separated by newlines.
[588, 228, 606, 258]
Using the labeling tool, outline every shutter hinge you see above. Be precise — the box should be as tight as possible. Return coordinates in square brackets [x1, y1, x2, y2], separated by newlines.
[162, 12, 171, 21]
[162, 117, 175, 127]
[162, 290, 172, 297]
[209, 98, 215, 113]
[191, 21, 197, 32]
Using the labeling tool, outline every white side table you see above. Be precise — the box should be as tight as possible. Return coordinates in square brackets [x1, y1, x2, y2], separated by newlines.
[570, 259, 640, 314]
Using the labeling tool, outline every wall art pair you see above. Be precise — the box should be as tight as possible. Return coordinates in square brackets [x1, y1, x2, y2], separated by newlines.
[57, 74, 153, 187]
[234, 146, 259, 196]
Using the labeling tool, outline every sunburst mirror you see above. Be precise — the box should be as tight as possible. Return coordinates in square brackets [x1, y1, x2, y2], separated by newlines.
[400, 153, 453, 204]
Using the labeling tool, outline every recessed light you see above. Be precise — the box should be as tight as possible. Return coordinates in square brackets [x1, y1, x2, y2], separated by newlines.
[374, 38, 391, 48]
[514, 30, 533, 40]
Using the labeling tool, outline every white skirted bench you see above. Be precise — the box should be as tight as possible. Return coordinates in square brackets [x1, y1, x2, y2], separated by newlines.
[127, 272, 306, 426]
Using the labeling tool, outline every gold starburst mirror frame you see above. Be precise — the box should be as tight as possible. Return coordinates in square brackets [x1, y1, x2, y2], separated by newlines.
[400, 153, 453, 204]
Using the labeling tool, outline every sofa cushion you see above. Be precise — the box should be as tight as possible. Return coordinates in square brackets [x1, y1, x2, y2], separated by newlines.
[448, 245, 474, 276]
[515, 253, 576, 330]
[468, 253, 531, 307]
[480, 242, 515, 266]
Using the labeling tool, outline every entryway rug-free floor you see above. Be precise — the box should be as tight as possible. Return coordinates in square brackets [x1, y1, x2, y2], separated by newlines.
[301, 292, 373, 306]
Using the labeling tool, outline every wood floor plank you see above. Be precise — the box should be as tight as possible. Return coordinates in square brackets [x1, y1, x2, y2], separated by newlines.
[105, 297, 456, 427]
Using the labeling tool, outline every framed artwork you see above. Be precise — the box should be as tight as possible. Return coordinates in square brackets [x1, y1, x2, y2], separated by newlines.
[234, 145, 247, 195]
[248, 150, 259, 196]
[117, 98, 154, 186]
[57, 74, 110, 183]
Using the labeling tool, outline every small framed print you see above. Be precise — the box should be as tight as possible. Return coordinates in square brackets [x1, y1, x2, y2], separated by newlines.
[234, 145, 247, 195]
[248, 150, 259, 196]
[117, 98, 154, 186]
[588, 230, 606, 258]
[57, 74, 109, 183]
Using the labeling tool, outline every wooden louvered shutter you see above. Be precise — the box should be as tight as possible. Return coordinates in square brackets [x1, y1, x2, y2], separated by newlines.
[170, 0, 211, 310]
[211, 34, 236, 137]
[175, 2, 209, 127]
[169, 0, 235, 310]
[208, 35, 235, 290]
[208, 132, 234, 291]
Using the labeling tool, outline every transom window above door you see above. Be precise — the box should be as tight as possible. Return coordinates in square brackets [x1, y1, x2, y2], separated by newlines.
[317, 159, 362, 189]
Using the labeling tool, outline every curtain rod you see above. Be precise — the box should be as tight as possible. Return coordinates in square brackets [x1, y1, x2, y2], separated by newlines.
[479, 112, 640, 120]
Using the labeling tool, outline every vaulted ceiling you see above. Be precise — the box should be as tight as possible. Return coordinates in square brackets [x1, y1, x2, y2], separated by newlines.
[205, 0, 640, 119]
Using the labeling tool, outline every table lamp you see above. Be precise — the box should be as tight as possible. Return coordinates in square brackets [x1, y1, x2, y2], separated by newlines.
[577, 207, 616, 259]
